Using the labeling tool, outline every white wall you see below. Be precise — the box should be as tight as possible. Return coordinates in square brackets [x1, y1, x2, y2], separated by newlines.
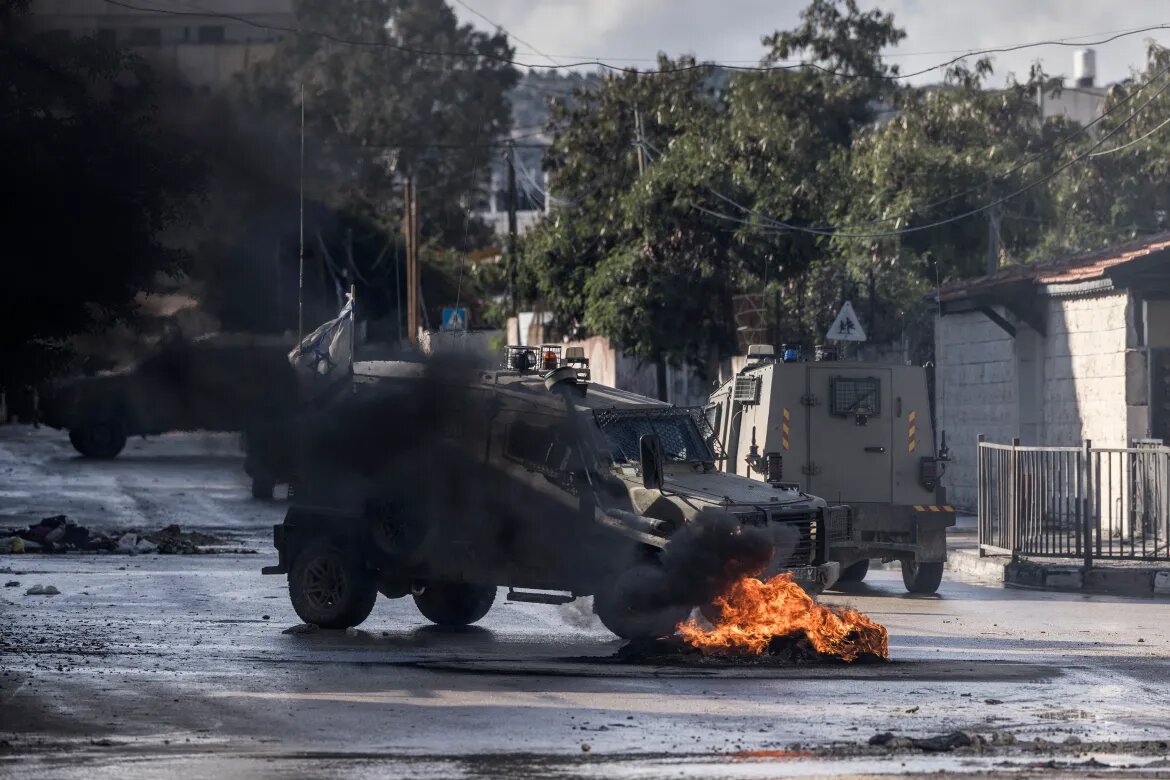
[1043, 292, 1132, 447]
[935, 308, 1020, 510]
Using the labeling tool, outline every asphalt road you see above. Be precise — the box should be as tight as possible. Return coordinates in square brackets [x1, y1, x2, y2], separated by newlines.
[3, 425, 1170, 778]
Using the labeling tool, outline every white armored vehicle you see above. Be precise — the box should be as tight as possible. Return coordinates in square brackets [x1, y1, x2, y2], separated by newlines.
[707, 344, 954, 594]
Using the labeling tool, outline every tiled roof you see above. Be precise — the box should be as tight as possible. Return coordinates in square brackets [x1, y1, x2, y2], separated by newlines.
[936, 233, 1170, 301]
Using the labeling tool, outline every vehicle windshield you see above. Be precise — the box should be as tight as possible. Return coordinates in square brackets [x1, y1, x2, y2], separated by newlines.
[594, 409, 716, 464]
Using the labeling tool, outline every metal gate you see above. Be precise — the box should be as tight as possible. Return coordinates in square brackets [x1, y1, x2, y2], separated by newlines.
[978, 437, 1170, 563]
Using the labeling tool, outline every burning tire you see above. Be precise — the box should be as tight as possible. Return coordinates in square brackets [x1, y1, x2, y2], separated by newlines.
[413, 582, 496, 626]
[836, 559, 871, 584]
[69, 420, 127, 459]
[901, 560, 943, 594]
[594, 564, 690, 640]
[288, 541, 377, 629]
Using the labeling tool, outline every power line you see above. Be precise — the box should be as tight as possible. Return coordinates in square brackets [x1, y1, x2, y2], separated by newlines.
[679, 74, 1170, 239]
[1089, 114, 1170, 157]
[639, 62, 1170, 232]
[98, 0, 1170, 81]
[451, 0, 563, 68]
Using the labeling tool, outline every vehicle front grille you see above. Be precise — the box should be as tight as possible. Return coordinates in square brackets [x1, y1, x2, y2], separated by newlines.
[768, 510, 819, 568]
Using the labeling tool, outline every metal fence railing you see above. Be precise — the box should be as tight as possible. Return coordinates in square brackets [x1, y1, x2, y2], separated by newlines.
[977, 437, 1170, 564]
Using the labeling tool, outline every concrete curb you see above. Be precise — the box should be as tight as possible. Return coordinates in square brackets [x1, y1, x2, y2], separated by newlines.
[946, 549, 1009, 583]
[947, 549, 1170, 598]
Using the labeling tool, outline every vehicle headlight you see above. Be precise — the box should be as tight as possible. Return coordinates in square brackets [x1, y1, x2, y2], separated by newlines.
[733, 510, 767, 527]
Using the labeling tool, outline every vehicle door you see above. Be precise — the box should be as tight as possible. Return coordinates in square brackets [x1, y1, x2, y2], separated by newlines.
[488, 406, 586, 584]
[806, 367, 893, 504]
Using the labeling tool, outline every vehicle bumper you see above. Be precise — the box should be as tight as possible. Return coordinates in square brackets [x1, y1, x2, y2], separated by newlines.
[260, 524, 288, 575]
[832, 503, 955, 564]
[789, 561, 840, 591]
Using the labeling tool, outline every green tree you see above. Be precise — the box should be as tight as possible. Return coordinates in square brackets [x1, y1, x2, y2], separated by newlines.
[246, 0, 519, 246]
[0, 3, 201, 386]
[525, 0, 904, 392]
[1042, 44, 1170, 254]
[524, 55, 730, 396]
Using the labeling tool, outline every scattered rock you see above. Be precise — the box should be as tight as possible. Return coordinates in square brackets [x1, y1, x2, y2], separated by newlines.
[870, 731, 973, 753]
[25, 585, 60, 596]
[905, 705, 920, 714]
[580, 743, 591, 753]
[911, 732, 972, 752]
[261, 615, 271, 620]
[1138, 638, 1145, 643]
[4, 581, 18, 588]
[984, 698, 1004, 705]
[345, 627, 359, 637]
[281, 623, 319, 635]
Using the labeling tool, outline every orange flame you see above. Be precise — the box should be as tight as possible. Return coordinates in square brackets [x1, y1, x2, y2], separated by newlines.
[677, 572, 889, 661]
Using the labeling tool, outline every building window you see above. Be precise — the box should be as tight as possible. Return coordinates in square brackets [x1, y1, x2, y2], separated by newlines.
[127, 27, 161, 46]
[197, 25, 225, 44]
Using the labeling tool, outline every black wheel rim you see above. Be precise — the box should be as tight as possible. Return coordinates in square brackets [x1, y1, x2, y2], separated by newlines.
[302, 556, 346, 611]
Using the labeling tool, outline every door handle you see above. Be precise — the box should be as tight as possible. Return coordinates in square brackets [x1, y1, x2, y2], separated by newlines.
[864, 446, 886, 454]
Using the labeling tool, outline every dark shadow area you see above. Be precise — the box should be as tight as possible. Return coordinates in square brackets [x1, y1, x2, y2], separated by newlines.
[56, 454, 242, 467]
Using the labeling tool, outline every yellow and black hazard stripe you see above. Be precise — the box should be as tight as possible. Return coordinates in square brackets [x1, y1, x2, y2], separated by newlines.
[781, 407, 790, 451]
[908, 410, 917, 453]
[913, 505, 955, 513]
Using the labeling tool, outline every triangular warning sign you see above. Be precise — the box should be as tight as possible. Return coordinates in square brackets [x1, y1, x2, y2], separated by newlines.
[826, 301, 867, 342]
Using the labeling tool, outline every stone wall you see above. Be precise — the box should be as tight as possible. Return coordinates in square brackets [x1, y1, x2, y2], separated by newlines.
[935, 309, 1020, 511]
[1043, 292, 1131, 447]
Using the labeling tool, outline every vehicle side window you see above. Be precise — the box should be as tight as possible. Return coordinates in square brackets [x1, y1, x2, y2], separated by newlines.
[505, 420, 580, 476]
[704, 403, 722, 439]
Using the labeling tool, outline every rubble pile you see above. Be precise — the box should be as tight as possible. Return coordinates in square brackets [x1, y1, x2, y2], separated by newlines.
[2, 516, 235, 555]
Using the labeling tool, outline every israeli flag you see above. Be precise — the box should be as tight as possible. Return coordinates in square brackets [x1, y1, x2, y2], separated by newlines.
[288, 297, 354, 385]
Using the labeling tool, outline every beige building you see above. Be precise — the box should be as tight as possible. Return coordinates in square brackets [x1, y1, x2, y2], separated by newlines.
[934, 235, 1170, 510]
[29, 0, 293, 89]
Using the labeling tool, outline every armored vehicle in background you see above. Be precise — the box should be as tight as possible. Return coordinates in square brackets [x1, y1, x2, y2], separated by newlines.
[707, 345, 954, 594]
[40, 334, 298, 466]
[263, 346, 843, 639]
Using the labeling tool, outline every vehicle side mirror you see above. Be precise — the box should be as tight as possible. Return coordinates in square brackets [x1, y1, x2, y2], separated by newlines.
[639, 433, 664, 491]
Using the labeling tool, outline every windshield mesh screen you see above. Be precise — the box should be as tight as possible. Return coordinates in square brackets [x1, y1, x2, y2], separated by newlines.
[829, 376, 881, 417]
[594, 408, 717, 463]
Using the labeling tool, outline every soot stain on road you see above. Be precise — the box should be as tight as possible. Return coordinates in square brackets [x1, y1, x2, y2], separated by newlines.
[409, 656, 1062, 682]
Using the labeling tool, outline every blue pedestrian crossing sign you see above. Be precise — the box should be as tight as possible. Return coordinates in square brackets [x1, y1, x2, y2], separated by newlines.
[441, 307, 469, 331]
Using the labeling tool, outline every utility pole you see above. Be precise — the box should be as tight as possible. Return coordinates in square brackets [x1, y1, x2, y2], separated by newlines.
[297, 82, 305, 345]
[506, 143, 519, 321]
[634, 106, 647, 175]
[634, 105, 667, 400]
[986, 206, 1002, 275]
[404, 174, 420, 347]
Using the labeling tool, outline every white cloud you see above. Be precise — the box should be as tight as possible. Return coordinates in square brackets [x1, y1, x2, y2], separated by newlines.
[454, 0, 1170, 84]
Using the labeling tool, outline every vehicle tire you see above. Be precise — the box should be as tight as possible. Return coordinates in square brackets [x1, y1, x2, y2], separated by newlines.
[288, 541, 377, 629]
[594, 564, 690, 640]
[412, 582, 496, 626]
[251, 477, 275, 500]
[901, 560, 944, 594]
[69, 420, 127, 459]
[837, 559, 871, 584]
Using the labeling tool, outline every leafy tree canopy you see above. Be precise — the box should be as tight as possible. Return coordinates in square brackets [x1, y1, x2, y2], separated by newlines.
[0, 3, 202, 384]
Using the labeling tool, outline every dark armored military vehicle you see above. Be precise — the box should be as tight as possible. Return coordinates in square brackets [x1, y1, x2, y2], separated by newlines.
[263, 346, 843, 639]
[40, 334, 297, 492]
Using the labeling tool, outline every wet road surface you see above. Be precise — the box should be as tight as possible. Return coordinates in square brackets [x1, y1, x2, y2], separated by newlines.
[3, 426, 1170, 778]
